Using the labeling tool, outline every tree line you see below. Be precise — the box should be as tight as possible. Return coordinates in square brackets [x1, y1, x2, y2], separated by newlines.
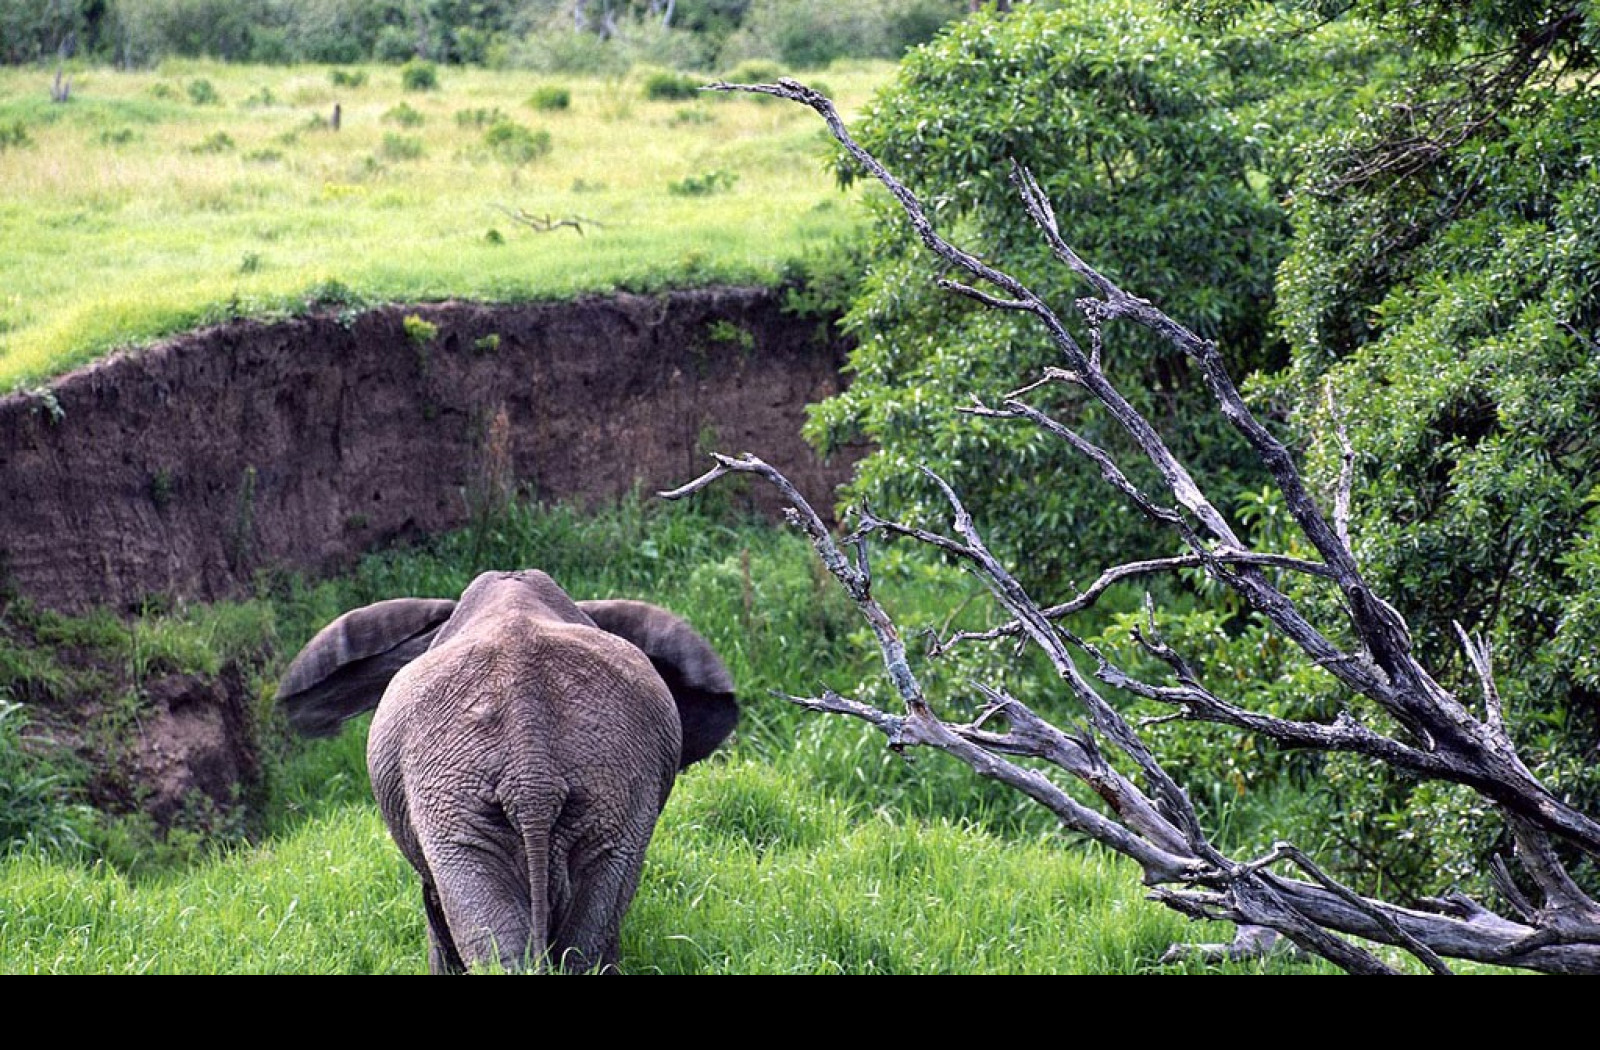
[0, 0, 968, 70]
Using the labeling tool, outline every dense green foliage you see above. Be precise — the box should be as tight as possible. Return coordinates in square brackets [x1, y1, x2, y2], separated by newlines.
[1259, 3, 1600, 892]
[1, 0, 969, 71]
[808, 1, 1380, 582]
[813, 0, 1600, 901]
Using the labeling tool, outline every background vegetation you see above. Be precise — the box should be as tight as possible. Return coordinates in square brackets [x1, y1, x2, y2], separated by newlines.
[1, 0, 968, 71]
[807, 0, 1600, 903]
[0, 60, 887, 387]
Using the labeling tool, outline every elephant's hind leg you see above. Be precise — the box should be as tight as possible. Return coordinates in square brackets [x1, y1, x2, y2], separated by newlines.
[549, 802, 660, 973]
[417, 807, 546, 972]
[422, 880, 467, 974]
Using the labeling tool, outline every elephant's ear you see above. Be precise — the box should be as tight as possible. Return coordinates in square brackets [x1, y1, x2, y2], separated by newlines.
[277, 598, 458, 738]
[579, 599, 738, 769]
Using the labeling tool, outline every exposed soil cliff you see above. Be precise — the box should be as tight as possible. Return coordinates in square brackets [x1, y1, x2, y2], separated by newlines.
[1, 287, 857, 836]
[0, 287, 857, 613]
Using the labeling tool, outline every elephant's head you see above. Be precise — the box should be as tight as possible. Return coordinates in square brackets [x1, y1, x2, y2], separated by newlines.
[276, 580, 739, 768]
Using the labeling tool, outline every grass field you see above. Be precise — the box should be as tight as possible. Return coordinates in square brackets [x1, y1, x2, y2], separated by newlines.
[0, 60, 884, 388]
[0, 493, 1374, 974]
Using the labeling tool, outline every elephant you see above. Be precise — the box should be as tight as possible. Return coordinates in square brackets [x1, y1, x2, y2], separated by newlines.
[275, 569, 738, 973]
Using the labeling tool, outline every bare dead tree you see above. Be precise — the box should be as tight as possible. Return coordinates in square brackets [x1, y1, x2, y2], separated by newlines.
[491, 205, 603, 236]
[664, 79, 1600, 974]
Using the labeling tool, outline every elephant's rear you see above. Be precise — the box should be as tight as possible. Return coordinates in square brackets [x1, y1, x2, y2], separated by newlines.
[501, 620, 681, 969]
[371, 614, 680, 972]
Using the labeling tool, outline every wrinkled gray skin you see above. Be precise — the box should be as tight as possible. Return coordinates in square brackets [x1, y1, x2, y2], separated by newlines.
[276, 570, 737, 973]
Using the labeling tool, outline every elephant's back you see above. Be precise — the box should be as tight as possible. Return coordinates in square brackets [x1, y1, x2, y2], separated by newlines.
[373, 615, 680, 802]
[499, 618, 682, 780]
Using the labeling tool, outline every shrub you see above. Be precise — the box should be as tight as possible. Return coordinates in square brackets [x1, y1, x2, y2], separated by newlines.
[378, 133, 424, 161]
[642, 69, 701, 101]
[400, 59, 438, 91]
[810, 1, 1299, 585]
[186, 78, 219, 105]
[528, 85, 571, 111]
[0, 121, 29, 149]
[668, 168, 737, 196]
[725, 0, 964, 69]
[482, 120, 551, 166]
[454, 106, 504, 127]
[382, 102, 425, 127]
[402, 314, 437, 345]
[724, 59, 783, 84]
[329, 69, 368, 88]
[189, 131, 235, 154]
[373, 25, 415, 63]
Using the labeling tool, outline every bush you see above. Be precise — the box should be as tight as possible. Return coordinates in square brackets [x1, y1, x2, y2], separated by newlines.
[810, 2, 1300, 587]
[378, 132, 424, 161]
[400, 59, 438, 91]
[401, 313, 436, 345]
[454, 106, 504, 127]
[382, 102, 425, 127]
[482, 120, 551, 166]
[1257, 75, 1600, 896]
[186, 78, 219, 105]
[329, 68, 368, 88]
[189, 130, 235, 154]
[642, 69, 702, 101]
[528, 85, 571, 111]
[724, 0, 964, 69]
[668, 168, 737, 196]
[0, 121, 29, 150]
[723, 59, 782, 84]
[373, 24, 416, 63]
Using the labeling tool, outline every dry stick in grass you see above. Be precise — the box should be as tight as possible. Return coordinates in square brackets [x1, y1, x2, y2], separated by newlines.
[663, 79, 1600, 974]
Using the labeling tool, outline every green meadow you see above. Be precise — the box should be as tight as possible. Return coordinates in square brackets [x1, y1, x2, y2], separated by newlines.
[0, 60, 881, 388]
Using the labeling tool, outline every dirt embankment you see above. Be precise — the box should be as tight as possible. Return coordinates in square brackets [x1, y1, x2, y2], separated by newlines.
[0, 287, 858, 613]
[1, 287, 858, 834]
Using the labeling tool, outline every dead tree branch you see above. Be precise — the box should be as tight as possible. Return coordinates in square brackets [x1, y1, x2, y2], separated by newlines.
[676, 80, 1600, 973]
[491, 204, 603, 235]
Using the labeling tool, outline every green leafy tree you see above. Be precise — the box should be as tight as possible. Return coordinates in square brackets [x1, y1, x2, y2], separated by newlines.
[1252, 1, 1600, 892]
[809, 0, 1600, 900]
[808, 1, 1348, 584]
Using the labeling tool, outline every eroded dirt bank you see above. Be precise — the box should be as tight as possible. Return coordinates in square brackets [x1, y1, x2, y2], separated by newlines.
[1, 287, 857, 613]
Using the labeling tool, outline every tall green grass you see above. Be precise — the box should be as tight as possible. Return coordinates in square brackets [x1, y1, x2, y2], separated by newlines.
[0, 61, 884, 387]
[0, 497, 1342, 973]
[3, 765, 1299, 974]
